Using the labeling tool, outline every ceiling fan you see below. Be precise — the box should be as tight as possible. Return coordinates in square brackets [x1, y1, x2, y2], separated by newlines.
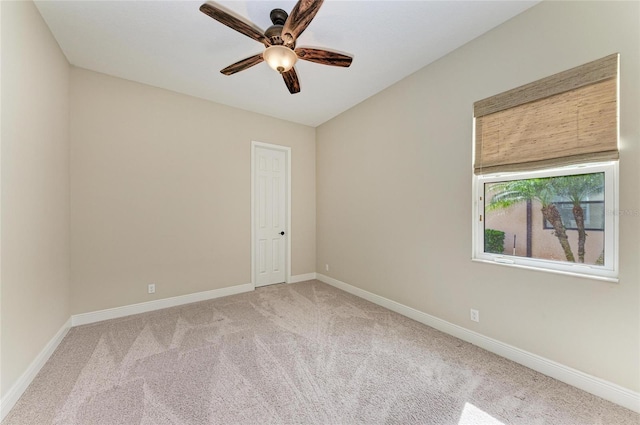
[200, 0, 353, 94]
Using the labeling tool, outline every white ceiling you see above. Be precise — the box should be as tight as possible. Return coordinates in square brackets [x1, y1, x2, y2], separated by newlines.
[35, 0, 539, 127]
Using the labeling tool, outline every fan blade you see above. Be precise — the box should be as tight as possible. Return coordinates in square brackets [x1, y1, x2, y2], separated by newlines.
[220, 53, 264, 75]
[295, 48, 352, 67]
[282, 68, 301, 94]
[200, 3, 270, 47]
[281, 0, 324, 46]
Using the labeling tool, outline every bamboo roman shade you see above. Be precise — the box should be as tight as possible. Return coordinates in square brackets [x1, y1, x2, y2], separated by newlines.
[474, 53, 619, 174]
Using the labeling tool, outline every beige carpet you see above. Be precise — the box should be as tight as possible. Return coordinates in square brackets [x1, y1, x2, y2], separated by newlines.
[3, 280, 638, 424]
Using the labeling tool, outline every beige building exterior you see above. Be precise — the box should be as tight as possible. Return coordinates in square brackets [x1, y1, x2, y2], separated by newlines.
[485, 200, 604, 265]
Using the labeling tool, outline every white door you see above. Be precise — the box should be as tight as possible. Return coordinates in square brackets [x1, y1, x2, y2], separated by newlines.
[254, 146, 286, 286]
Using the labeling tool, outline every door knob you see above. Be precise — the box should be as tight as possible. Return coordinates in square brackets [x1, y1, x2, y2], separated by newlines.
[280, 231, 285, 236]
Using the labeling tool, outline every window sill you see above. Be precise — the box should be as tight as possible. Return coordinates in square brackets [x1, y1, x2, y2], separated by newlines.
[471, 258, 619, 283]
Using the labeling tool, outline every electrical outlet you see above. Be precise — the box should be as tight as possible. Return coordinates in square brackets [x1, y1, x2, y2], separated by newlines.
[325, 264, 329, 272]
[470, 309, 480, 322]
[148, 284, 156, 294]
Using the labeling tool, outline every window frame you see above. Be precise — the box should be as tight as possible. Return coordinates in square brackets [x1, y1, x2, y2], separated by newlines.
[472, 162, 619, 282]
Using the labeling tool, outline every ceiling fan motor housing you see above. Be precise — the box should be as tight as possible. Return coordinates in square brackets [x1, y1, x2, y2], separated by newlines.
[270, 8, 288, 25]
[266, 8, 291, 46]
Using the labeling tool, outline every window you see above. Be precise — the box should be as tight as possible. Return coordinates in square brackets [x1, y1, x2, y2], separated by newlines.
[474, 163, 618, 281]
[542, 201, 604, 231]
[472, 54, 619, 281]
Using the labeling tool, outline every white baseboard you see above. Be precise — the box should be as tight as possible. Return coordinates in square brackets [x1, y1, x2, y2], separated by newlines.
[316, 273, 640, 413]
[288, 272, 317, 284]
[0, 318, 72, 422]
[71, 283, 254, 326]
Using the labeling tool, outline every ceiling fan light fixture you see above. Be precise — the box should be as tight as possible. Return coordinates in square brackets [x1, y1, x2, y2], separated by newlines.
[263, 45, 297, 74]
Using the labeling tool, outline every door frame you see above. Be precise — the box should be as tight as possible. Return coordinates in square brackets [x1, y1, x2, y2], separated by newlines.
[251, 141, 291, 288]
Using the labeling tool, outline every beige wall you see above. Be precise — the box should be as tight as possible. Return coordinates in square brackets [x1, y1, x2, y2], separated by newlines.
[317, 0, 639, 392]
[0, 1, 71, 397]
[70, 68, 316, 314]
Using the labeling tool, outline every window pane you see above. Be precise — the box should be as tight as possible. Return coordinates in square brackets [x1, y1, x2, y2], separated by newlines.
[484, 172, 605, 265]
[542, 201, 604, 231]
